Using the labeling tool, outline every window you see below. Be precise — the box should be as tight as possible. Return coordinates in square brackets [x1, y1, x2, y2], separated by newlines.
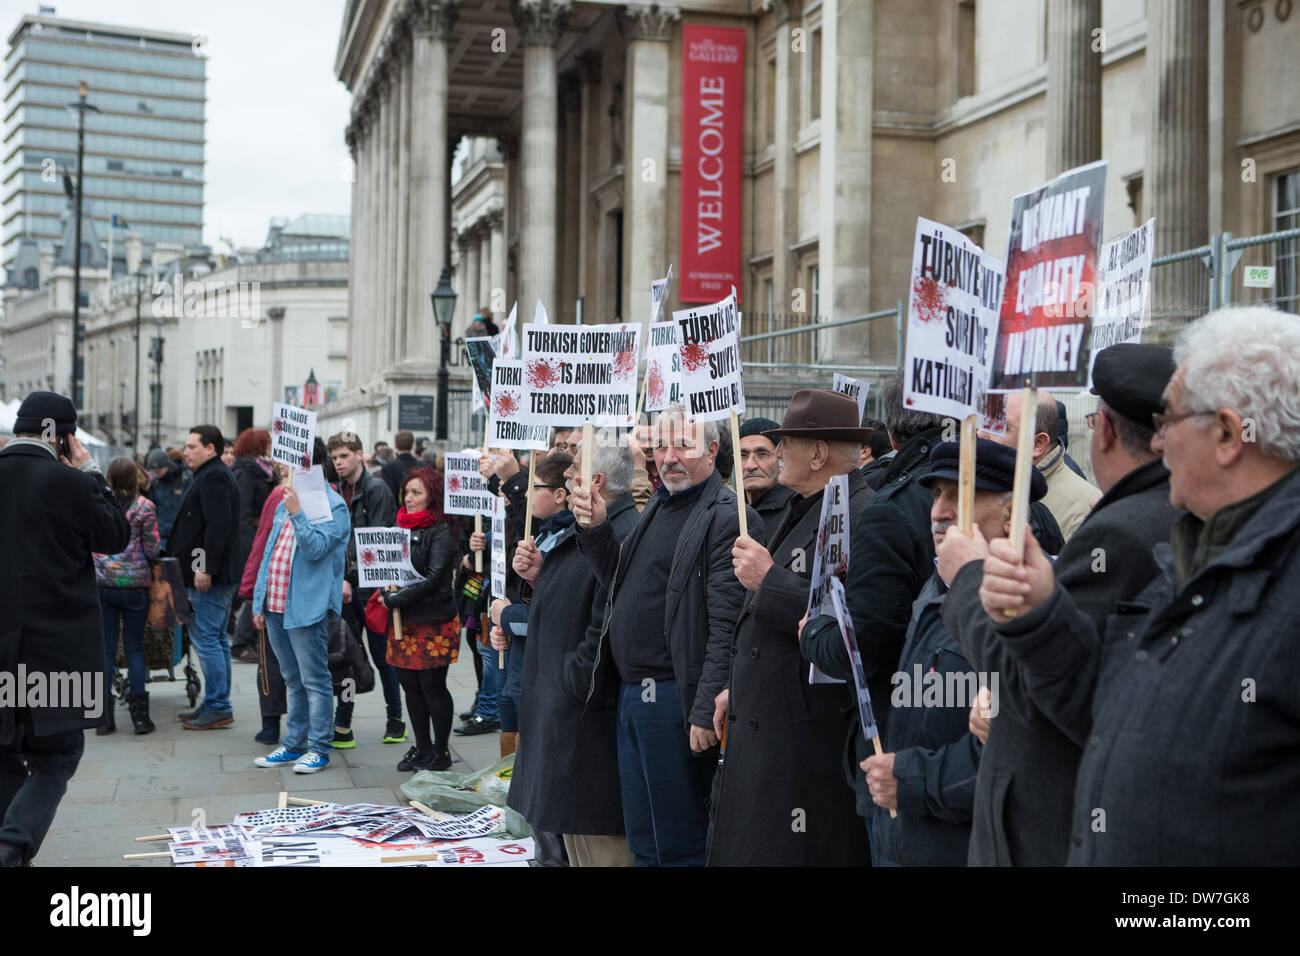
[958, 1, 976, 98]
[1275, 170, 1299, 314]
[809, 30, 822, 122]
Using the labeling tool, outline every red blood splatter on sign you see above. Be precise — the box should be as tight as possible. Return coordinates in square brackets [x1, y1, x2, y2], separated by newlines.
[360, 548, 377, 567]
[300, 454, 311, 471]
[647, 362, 665, 407]
[272, 419, 283, 434]
[526, 359, 560, 390]
[401, 542, 409, 560]
[613, 347, 636, 380]
[911, 273, 946, 324]
[493, 390, 520, 418]
[834, 559, 849, 580]
[681, 341, 710, 372]
[448, 475, 461, 493]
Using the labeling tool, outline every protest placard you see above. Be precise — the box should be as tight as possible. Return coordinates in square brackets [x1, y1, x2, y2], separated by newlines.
[1088, 218, 1155, 383]
[270, 402, 316, 471]
[465, 337, 496, 411]
[519, 323, 641, 428]
[903, 218, 1006, 423]
[498, 302, 518, 359]
[292, 464, 333, 524]
[534, 299, 549, 325]
[832, 373, 870, 424]
[643, 321, 684, 413]
[354, 528, 424, 589]
[806, 474, 851, 685]
[650, 264, 675, 323]
[487, 360, 550, 450]
[673, 291, 745, 422]
[443, 454, 493, 516]
[828, 575, 889, 822]
[490, 495, 506, 602]
[990, 160, 1107, 391]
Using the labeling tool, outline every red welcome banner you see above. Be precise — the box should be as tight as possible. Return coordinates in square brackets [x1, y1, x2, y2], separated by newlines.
[679, 25, 744, 303]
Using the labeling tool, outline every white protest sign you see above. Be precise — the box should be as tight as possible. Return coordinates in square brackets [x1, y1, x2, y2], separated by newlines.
[354, 528, 424, 589]
[903, 218, 1005, 422]
[673, 292, 745, 422]
[807, 474, 851, 685]
[487, 360, 550, 450]
[490, 495, 506, 600]
[832, 373, 870, 424]
[650, 264, 675, 323]
[293, 464, 333, 524]
[1087, 218, 1155, 384]
[465, 336, 496, 412]
[829, 576, 879, 741]
[644, 321, 684, 412]
[497, 302, 519, 359]
[534, 299, 549, 326]
[443, 454, 493, 516]
[520, 323, 641, 427]
[271, 402, 316, 471]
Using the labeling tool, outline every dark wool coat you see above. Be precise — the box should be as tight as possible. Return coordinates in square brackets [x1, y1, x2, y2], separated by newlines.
[574, 471, 762, 734]
[749, 482, 797, 540]
[231, 456, 274, 569]
[708, 471, 873, 866]
[166, 456, 242, 588]
[941, 459, 1180, 865]
[0, 443, 130, 741]
[992, 467, 1300, 865]
[508, 493, 640, 835]
[146, 461, 190, 545]
[385, 521, 458, 627]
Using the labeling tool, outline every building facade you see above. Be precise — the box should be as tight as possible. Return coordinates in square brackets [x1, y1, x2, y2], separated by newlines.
[2, 13, 206, 275]
[322, 0, 1297, 449]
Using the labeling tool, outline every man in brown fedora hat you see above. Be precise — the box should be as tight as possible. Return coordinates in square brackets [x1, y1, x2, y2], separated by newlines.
[708, 388, 875, 866]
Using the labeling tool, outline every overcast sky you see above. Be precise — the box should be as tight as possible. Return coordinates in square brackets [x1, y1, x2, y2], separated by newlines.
[4, 0, 354, 249]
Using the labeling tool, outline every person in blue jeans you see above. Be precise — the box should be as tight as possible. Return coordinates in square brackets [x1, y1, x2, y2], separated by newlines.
[94, 457, 162, 735]
[455, 528, 501, 734]
[168, 425, 243, 729]
[252, 438, 351, 774]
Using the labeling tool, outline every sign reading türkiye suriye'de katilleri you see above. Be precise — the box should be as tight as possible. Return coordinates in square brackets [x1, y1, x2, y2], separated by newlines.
[673, 291, 745, 422]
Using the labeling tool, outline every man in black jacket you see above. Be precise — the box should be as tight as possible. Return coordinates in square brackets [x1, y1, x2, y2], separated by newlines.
[936, 343, 1180, 865]
[0, 392, 130, 866]
[975, 307, 1300, 864]
[380, 429, 419, 499]
[168, 424, 242, 729]
[145, 448, 190, 550]
[570, 405, 760, 866]
[736, 416, 796, 537]
[328, 432, 401, 745]
[709, 390, 873, 866]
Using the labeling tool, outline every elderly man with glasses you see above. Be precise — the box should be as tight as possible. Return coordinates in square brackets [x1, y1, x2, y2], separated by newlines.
[735, 416, 796, 537]
[972, 307, 1300, 865]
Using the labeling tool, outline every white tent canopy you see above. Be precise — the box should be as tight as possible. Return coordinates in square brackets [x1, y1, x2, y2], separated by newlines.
[0, 397, 107, 446]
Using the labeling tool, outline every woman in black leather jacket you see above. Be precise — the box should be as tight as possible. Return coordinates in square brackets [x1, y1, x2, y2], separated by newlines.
[378, 466, 460, 771]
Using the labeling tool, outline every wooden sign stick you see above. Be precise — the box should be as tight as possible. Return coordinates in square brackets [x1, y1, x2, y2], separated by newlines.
[390, 585, 403, 644]
[476, 418, 491, 574]
[1003, 384, 1038, 618]
[408, 799, 454, 821]
[957, 414, 977, 536]
[123, 851, 171, 860]
[728, 410, 748, 538]
[499, 489, 508, 670]
[635, 368, 648, 426]
[285, 796, 331, 806]
[523, 451, 538, 543]
[276, 790, 289, 809]
[134, 834, 171, 843]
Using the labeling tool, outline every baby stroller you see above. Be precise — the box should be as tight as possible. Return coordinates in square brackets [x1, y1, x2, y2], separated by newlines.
[111, 557, 201, 707]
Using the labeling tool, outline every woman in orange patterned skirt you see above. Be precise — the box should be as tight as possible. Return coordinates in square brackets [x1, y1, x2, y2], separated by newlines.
[377, 466, 460, 772]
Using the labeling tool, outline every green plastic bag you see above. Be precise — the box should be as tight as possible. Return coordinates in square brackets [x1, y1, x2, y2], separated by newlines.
[401, 754, 532, 838]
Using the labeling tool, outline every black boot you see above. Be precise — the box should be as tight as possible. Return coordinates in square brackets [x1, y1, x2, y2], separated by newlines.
[458, 691, 480, 722]
[96, 705, 115, 736]
[419, 748, 453, 772]
[255, 716, 280, 745]
[397, 746, 430, 772]
[126, 693, 156, 735]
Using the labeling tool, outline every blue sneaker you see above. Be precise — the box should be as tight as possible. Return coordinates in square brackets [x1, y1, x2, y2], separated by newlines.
[254, 745, 305, 767]
[293, 752, 330, 774]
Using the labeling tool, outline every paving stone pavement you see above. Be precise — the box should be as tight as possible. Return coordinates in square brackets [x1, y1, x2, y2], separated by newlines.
[38, 647, 498, 866]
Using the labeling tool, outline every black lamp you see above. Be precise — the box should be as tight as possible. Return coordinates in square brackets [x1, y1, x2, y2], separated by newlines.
[430, 265, 457, 440]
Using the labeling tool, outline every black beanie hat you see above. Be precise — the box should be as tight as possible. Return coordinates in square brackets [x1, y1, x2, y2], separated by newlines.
[14, 391, 77, 436]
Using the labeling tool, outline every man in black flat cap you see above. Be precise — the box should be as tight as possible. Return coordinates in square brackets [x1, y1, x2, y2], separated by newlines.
[735, 416, 795, 538]
[0, 392, 130, 867]
[935, 342, 1180, 865]
[862, 437, 1046, 865]
[708, 389, 874, 866]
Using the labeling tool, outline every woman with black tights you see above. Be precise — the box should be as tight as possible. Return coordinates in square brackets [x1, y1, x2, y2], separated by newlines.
[377, 466, 461, 771]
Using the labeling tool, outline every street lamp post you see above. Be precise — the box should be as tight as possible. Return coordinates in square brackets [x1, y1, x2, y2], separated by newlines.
[67, 81, 99, 410]
[430, 265, 457, 441]
[133, 269, 145, 449]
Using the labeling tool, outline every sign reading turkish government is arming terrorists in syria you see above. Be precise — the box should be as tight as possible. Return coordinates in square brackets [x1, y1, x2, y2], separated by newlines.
[673, 291, 746, 422]
[990, 159, 1108, 391]
[519, 323, 641, 428]
[443, 455, 494, 517]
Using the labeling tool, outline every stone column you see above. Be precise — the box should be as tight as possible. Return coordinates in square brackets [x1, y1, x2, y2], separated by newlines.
[488, 208, 506, 316]
[514, 0, 570, 320]
[369, 86, 385, 383]
[392, 28, 412, 364]
[498, 133, 520, 308]
[1045, 0, 1101, 176]
[378, 65, 395, 376]
[618, 4, 678, 330]
[455, 231, 471, 331]
[559, 73, 582, 323]
[1147, 0, 1208, 329]
[575, 54, 599, 313]
[409, 0, 458, 361]
[463, 230, 481, 330]
[766, 0, 801, 321]
[476, 223, 492, 315]
[345, 124, 360, 378]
